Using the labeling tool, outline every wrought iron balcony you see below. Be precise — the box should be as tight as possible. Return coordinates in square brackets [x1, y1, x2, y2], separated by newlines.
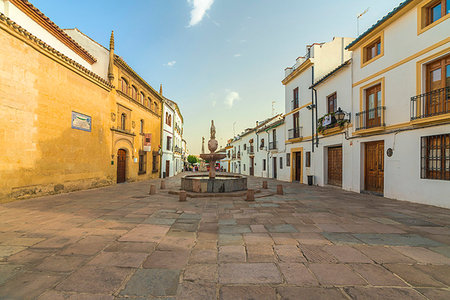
[355, 106, 386, 131]
[288, 127, 302, 140]
[268, 141, 277, 150]
[411, 87, 450, 120]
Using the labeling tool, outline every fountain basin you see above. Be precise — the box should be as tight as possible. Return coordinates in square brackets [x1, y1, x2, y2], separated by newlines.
[181, 174, 247, 193]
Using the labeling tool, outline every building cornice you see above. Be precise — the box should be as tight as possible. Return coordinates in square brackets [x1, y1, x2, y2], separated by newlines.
[0, 13, 112, 91]
[9, 0, 97, 64]
[282, 59, 313, 85]
[116, 90, 161, 118]
[114, 55, 164, 102]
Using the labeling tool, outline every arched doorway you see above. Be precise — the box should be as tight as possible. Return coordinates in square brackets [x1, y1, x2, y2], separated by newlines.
[117, 149, 127, 183]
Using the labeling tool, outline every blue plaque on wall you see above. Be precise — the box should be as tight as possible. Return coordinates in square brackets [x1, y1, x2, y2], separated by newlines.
[71, 111, 91, 132]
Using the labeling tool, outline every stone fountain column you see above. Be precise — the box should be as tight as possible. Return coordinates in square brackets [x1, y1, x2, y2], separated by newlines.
[200, 120, 225, 179]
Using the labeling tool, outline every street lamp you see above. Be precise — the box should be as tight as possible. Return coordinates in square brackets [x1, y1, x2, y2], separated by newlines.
[335, 107, 351, 122]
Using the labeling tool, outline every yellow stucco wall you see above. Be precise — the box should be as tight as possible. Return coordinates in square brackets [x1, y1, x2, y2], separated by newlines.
[0, 20, 161, 202]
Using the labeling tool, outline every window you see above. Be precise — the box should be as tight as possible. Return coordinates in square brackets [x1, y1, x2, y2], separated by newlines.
[154, 102, 158, 112]
[260, 138, 265, 149]
[121, 77, 128, 94]
[263, 159, 266, 171]
[425, 0, 448, 26]
[286, 153, 291, 166]
[364, 37, 381, 63]
[131, 86, 138, 100]
[306, 151, 311, 167]
[138, 151, 147, 174]
[148, 97, 152, 109]
[279, 157, 283, 169]
[140, 119, 144, 134]
[243, 164, 246, 171]
[293, 87, 299, 109]
[421, 133, 450, 180]
[327, 93, 337, 114]
[121, 113, 126, 130]
[140, 92, 145, 105]
[166, 136, 172, 151]
[244, 144, 247, 151]
[365, 83, 382, 127]
[152, 152, 158, 172]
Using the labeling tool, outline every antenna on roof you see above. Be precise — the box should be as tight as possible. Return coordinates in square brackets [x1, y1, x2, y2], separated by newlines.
[356, 8, 369, 36]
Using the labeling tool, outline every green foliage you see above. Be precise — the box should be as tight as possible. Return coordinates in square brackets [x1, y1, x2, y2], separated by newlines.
[187, 155, 198, 164]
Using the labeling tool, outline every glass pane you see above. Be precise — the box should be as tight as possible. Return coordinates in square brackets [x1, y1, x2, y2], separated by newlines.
[431, 68, 442, 91]
[446, 64, 450, 87]
[377, 91, 382, 108]
[376, 42, 381, 56]
[369, 93, 375, 118]
[432, 3, 442, 22]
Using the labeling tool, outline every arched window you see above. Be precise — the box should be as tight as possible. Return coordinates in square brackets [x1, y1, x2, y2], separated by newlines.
[121, 77, 128, 94]
[131, 86, 138, 100]
[148, 97, 152, 109]
[154, 102, 158, 112]
[140, 92, 145, 104]
[121, 113, 126, 130]
[140, 119, 144, 134]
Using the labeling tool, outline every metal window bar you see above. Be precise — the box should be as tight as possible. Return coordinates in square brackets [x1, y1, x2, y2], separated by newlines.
[288, 127, 302, 140]
[411, 87, 450, 120]
[269, 141, 277, 150]
[355, 106, 386, 131]
[421, 134, 450, 180]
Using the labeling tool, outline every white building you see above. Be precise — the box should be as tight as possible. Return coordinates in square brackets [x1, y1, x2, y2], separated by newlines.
[280, 0, 449, 208]
[161, 93, 184, 178]
[283, 37, 354, 184]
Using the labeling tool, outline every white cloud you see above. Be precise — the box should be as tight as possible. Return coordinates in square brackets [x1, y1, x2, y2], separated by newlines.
[233, 53, 241, 58]
[187, 0, 214, 27]
[165, 60, 176, 67]
[224, 91, 240, 108]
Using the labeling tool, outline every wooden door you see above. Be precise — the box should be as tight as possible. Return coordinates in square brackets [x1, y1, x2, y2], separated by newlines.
[250, 157, 254, 176]
[294, 152, 301, 182]
[327, 146, 342, 186]
[273, 157, 277, 179]
[365, 84, 381, 128]
[426, 55, 450, 116]
[117, 149, 126, 183]
[365, 141, 384, 194]
[165, 160, 170, 178]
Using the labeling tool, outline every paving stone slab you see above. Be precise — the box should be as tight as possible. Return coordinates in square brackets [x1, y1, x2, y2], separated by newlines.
[219, 245, 246, 262]
[309, 263, 367, 286]
[0, 264, 23, 285]
[392, 246, 450, 264]
[120, 269, 180, 297]
[416, 288, 450, 300]
[103, 241, 156, 253]
[176, 281, 216, 300]
[220, 285, 276, 300]
[87, 251, 148, 268]
[350, 263, 408, 286]
[0, 272, 62, 299]
[278, 263, 319, 285]
[354, 245, 416, 264]
[265, 224, 298, 233]
[322, 232, 364, 244]
[38, 290, 114, 300]
[183, 264, 217, 282]
[353, 234, 444, 247]
[343, 287, 427, 300]
[219, 225, 251, 234]
[384, 264, 446, 287]
[323, 245, 372, 263]
[143, 249, 189, 269]
[36, 255, 86, 272]
[277, 287, 348, 300]
[219, 263, 282, 284]
[55, 265, 132, 293]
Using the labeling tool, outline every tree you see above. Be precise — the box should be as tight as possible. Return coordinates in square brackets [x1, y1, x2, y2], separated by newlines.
[187, 155, 198, 164]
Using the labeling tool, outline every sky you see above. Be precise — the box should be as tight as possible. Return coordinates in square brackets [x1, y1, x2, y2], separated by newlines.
[32, 0, 400, 155]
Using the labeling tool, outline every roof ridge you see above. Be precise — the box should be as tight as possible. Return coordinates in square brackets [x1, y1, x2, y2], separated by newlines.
[0, 13, 112, 88]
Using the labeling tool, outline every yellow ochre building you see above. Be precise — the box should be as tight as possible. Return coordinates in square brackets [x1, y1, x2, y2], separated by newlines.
[0, 0, 166, 202]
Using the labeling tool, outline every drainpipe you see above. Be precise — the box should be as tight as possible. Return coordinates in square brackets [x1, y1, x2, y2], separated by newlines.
[311, 66, 315, 152]
[159, 98, 165, 178]
[314, 88, 319, 148]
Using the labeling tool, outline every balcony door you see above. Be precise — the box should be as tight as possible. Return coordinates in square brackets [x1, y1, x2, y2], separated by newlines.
[365, 84, 382, 128]
[425, 55, 450, 116]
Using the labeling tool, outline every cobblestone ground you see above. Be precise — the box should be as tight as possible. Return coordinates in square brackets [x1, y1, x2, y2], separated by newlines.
[0, 172, 449, 299]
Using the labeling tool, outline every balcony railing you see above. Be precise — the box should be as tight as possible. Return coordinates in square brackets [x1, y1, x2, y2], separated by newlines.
[288, 127, 302, 140]
[355, 106, 386, 131]
[248, 146, 254, 154]
[411, 87, 450, 120]
[269, 141, 277, 150]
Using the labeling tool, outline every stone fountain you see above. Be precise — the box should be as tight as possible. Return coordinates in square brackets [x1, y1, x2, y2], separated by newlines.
[181, 121, 247, 193]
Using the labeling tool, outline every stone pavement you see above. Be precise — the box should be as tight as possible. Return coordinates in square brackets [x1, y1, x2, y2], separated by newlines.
[0, 173, 449, 299]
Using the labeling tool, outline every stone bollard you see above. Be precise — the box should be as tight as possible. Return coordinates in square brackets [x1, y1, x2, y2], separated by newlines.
[262, 181, 268, 189]
[276, 184, 284, 195]
[246, 189, 255, 201]
[179, 191, 187, 202]
[160, 180, 166, 189]
[149, 184, 156, 195]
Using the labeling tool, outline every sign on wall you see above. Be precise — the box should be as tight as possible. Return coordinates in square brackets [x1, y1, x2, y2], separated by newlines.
[71, 111, 91, 132]
[144, 133, 152, 152]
